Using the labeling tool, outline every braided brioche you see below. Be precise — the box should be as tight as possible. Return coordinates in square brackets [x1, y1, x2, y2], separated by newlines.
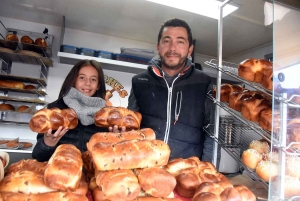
[94, 106, 142, 129]
[29, 108, 78, 133]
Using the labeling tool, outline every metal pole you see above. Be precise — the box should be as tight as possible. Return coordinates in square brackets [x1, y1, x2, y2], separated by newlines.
[213, 0, 233, 167]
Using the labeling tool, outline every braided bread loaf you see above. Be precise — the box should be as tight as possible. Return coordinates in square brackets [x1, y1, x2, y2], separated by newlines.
[94, 106, 142, 129]
[29, 108, 78, 133]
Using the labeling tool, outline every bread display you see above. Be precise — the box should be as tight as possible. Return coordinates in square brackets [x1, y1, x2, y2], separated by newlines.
[6, 33, 18, 42]
[35, 38, 48, 47]
[238, 58, 272, 83]
[0, 103, 15, 111]
[241, 97, 271, 123]
[95, 169, 141, 200]
[17, 105, 29, 112]
[94, 106, 142, 129]
[212, 84, 244, 103]
[29, 108, 78, 133]
[0, 80, 25, 89]
[44, 144, 83, 191]
[137, 167, 176, 197]
[91, 139, 170, 171]
[87, 128, 156, 151]
[20, 36, 34, 44]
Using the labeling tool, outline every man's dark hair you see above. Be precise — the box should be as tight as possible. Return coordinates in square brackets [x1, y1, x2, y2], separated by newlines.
[157, 18, 193, 47]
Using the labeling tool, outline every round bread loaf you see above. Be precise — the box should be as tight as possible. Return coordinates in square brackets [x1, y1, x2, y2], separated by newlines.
[241, 149, 262, 169]
[21, 36, 34, 44]
[256, 160, 278, 182]
[24, 84, 36, 90]
[6, 33, 19, 42]
[35, 38, 48, 47]
[0, 103, 15, 111]
[249, 140, 270, 154]
[17, 105, 29, 112]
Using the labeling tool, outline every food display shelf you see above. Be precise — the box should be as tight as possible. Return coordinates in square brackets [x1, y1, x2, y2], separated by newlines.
[0, 87, 47, 96]
[0, 138, 36, 153]
[0, 51, 53, 67]
[0, 96, 47, 105]
[0, 74, 47, 87]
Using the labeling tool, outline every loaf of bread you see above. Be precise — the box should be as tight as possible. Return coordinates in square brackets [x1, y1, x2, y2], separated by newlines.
[91, 139, 170, 171]
[228, 92, 252, 112]
[87, 128, 156, 152]
[17, 105, 29, 112]
[94, 106, 142, 129]
[20, 36, 34, 44]
[261, 67, 273, 90]
[29, 108, 78, 133]
[35, 38, 48, 47]
[0, 79, 25, 89]
[0, 103, 15, 111]
[44, 144, 83, 191]
[82, 151, 95, 179]
[212, 84, 244, 103]
[0, 192, 88, 201]
[0, 170, 56, 194]
[24, 84, 37, 90]
[95, 169, 141, 201]
[241, 97, 271, 123]
[6, 33, 18, 42]
[258, 107, 272, 131]
[137, 167, 176, 197]
[6, 159, 47, 176]
[165, 156, 201, 176]
[238, 58, 272, 82]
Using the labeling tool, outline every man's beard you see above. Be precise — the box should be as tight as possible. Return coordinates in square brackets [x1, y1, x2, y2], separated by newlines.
[160, 53, 188, 70]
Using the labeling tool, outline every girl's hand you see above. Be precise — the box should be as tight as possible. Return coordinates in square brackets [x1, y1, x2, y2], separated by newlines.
[44, 126, 69, 147]
[108, 125, 126, 133]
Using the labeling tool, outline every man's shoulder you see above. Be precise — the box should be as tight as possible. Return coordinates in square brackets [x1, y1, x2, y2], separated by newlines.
[191, 68, 211, 82]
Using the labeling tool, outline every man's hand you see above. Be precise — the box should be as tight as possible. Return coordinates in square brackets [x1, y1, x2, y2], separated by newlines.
[108, 125, 126, 133]
[44, 126, 68, 147]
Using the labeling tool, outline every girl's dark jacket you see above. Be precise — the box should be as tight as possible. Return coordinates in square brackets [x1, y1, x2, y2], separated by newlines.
[32, 98, 107, 162]
[128, 59, 213, 160]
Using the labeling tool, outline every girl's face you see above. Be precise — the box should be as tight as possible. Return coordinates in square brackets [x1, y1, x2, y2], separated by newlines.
[74, 65, 99, 97]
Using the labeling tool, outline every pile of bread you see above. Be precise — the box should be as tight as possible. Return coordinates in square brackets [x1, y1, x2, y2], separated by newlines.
[241, 139, 300, 198]
[6, 33, 48, 47]
[213, 83, 272, 131]
[238, 58, 273, 90]
[0, 144, 89, 201]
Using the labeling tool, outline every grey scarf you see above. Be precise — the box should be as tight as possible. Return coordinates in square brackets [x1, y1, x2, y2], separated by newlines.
[63, 87, 106, 126]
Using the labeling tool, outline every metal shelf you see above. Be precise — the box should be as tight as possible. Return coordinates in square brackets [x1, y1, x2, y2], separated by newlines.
[207, 93, 272, 143]
[204, 123, 269, 190]
[0, 138, 36, 153]
[205, 59, 300, 108]
[0, 50, 53, 67]
[0, 87, 47, 96]
[0, 96, 47, 105]
[0, 74, 47, 87]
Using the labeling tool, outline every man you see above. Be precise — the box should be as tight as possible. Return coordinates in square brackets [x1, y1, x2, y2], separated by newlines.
[128, 18, 214, 160]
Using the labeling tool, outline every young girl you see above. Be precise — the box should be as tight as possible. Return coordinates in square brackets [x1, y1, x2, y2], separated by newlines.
[32, 60, 108, 162]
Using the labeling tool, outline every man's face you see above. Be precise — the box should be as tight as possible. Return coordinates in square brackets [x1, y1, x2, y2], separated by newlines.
[157, 26, 193, 70]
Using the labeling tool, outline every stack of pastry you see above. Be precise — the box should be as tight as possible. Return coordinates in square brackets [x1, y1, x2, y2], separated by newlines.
[0, 144, 89, 201]
[238, 58, 273, 90]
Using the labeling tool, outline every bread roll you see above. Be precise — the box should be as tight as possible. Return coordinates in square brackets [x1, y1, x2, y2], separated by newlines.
[241, 97, 271, 123]
[94, 106, 142, 129]
[0, 103, 15, 111]
[95, 169, 140, 201]
[238, 58, 272, 82]
[138, 167, 176, 197]
[6, 33, 18, 42]
[249, 140, 270, 154]
[20, 36, 34, 44]
[241, 149, 262, 169]
[212, 84, 244, 103]
[6, 159, 47, 176]
[35, 38, 48, 47]
[256, 160, 278, 182]
[44, 144, 83, 191]
[166, 156, 201, 176]
[17, 105, 29, 112]
[29, 108, 78, 133]
[24, 84, 37, 90]
[233, 185, 256, 201]
[91, 140, 170, 171]
[87, 128, 156, 152]
[0, 80, 25, 89]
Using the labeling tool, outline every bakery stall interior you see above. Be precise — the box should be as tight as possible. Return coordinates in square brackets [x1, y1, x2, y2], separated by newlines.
[0, 0, 299, 200]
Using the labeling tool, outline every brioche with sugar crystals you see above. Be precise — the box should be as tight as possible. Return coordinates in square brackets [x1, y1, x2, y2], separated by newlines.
[94, 106, 142, 129]
[241, 149, 262, 169]
[256, 160, 278, 182]
[249, 139, 270, 154]
[238, 58, 272, 82]
[29, 108, 78, 133]
[91, 139, 170, 171]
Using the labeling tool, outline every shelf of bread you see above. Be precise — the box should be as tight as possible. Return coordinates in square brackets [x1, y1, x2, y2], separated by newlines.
[0, 96, 47, 105]
[0, 74, 47, 87]
[207, 92, 272, 142]
[0, 48, 53, 67]
[0, 138, 35, 153]
[203, 123, 269, 190]
[58, 52, 148, 74]
[0, 87, 47, 96]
